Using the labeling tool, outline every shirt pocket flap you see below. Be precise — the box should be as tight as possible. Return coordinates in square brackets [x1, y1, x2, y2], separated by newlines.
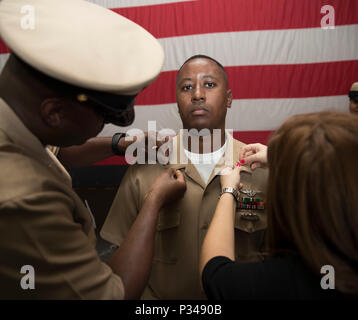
[156, 205, 181, 231]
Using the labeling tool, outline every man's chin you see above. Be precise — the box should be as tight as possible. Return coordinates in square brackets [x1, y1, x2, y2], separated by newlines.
[184, 122, 214, 133]
[184, 126, 210, 134]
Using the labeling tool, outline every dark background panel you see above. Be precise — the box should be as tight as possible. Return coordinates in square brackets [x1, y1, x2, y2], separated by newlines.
[68, 165, 129, 260]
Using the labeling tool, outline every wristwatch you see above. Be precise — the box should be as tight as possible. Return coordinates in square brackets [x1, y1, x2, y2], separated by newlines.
[219, 187, 239, 203]
[112, 132, 127, 156]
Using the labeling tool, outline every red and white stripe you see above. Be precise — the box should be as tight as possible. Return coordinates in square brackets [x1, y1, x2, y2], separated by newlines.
[1, 0, 357, 151]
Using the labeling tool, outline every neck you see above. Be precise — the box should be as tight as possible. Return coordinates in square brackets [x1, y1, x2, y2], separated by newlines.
[182, 128, 226, 154]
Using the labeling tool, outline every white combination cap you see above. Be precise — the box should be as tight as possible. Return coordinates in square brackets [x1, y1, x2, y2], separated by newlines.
[0, 0, 165, 95]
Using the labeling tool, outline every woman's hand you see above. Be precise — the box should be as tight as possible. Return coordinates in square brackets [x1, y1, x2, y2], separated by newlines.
[220, 165, 242, 190]
[239, 143, 268, 170]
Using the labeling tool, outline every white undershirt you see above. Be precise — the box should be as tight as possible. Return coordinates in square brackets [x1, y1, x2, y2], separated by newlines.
[184, 139, 227, 185]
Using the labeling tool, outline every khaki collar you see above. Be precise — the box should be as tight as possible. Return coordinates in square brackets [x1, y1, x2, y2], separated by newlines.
[164, 130, 252, 189]
[0, 98, 72, 186]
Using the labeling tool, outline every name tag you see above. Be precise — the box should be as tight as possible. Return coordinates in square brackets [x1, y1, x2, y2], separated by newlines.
[239, 211, 260, 221]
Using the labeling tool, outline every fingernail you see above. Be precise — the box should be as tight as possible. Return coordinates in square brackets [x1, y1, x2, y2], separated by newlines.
[236, 163, 241, 167]
[240, 159, 245, 164]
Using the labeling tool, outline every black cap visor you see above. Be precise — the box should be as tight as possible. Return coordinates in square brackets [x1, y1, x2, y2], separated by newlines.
[349, 91, 358, 104]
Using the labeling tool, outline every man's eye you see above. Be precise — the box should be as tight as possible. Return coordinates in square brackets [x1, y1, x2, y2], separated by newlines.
[182, 84, 192, 91]
[205, 82, 216, 88]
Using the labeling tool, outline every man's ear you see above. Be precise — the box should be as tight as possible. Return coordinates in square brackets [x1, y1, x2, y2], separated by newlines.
[40, 98, 64, 127]
[226, 89, 233, 109]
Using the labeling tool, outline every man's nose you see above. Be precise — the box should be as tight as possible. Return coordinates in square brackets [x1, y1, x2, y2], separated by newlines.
[191, 86, 205, 102]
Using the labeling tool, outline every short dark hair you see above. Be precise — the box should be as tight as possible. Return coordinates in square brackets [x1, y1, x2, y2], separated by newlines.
[176, 54, 228, 86]
[180, 54, 225, 71]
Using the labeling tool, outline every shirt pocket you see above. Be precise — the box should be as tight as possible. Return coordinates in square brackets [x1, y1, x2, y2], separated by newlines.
[154, 205, 181, 264]
[233, 207, 267, 262]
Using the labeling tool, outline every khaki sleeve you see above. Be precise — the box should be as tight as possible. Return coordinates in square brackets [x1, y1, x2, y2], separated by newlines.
[100, 165, 141, 246]
[0, 191, 124, 300]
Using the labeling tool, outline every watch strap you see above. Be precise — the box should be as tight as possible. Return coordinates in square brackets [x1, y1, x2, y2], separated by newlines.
[112, 132, 127, 156]
[219, 187, 239, 202]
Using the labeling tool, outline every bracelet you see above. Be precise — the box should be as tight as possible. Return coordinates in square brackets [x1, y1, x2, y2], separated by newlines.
[219, 187, 239, 203]
[112, 132, 127, 156]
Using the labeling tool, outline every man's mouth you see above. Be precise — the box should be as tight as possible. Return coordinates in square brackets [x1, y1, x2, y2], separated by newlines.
[191, 107, 208, 116]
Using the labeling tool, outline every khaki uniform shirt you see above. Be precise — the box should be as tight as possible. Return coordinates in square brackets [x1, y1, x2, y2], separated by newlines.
[101, 132, 268, 299]
[0, 99, 124, 299]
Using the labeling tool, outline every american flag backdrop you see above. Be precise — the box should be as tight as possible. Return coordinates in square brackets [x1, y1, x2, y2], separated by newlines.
[1, 0, 357, 166]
